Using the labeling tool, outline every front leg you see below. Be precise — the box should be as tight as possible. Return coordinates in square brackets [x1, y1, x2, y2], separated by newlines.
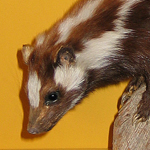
[120, 75, 150, 123]
[134, 89, 150, 122]
[121, 76, 145, 106]
[134, 75, 150, 122]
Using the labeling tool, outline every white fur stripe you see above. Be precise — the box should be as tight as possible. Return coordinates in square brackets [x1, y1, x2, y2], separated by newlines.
[54, 65, 85, 91]
[118, 0, 142, 18]
[36, 33, 46, 47]
[76, 0, 141, 70]
[76, 30, 124, 70]
[114, 0, 142, 30]
[56, 0, 102, 44]
[70, 93, 84, 110]
[28, 72, 41, 108]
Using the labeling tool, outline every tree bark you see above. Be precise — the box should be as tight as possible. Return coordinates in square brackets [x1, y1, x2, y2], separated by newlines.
[113, 83, 150, 150]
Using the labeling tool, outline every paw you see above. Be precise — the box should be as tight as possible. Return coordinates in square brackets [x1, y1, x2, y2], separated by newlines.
[121, 76, 145, 106]
[132, 91, 150, 124]
[121, 85, 136, 106]
[133, 110, 149, 125]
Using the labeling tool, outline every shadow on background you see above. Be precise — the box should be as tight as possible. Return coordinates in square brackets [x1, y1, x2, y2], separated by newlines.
[17, 50, 46, 139]
[108, 121, 114, 149]
[108, 94, 123, 149]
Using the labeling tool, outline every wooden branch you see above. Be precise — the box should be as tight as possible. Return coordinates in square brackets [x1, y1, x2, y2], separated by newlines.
[113, 83, 150, 150]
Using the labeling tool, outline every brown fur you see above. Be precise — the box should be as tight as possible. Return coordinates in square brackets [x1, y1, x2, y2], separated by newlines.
[22, 0, 150, 134]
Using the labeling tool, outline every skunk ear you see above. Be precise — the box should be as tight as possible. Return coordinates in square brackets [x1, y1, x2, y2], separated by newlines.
[22, 45, 34, 64]
[56, 47, 76, 66]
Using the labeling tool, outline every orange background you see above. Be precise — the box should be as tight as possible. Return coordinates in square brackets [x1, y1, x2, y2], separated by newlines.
[0, 0, 127, 149]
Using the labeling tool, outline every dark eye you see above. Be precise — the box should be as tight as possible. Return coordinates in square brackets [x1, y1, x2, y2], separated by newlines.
[45, 91, 59, 106]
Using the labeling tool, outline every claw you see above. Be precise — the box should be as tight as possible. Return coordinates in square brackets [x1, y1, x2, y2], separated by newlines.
[121, 76, 145, 106]
[132, 110, 149, 127]
[121, 86, 135, 106]
[132, 113, 144, 126]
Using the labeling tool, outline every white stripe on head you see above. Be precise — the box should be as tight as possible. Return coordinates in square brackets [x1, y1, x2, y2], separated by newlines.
[54, 65, 85, 92]
[56, 0, 103, 44]
[28, 71, 41, 108]
[36, 33, 46, 47]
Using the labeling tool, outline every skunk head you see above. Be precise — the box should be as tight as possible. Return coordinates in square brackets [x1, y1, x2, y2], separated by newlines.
[22, 39, 87, 134]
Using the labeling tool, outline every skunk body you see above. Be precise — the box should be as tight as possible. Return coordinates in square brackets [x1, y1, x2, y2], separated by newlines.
[22, 0, 150, 134]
